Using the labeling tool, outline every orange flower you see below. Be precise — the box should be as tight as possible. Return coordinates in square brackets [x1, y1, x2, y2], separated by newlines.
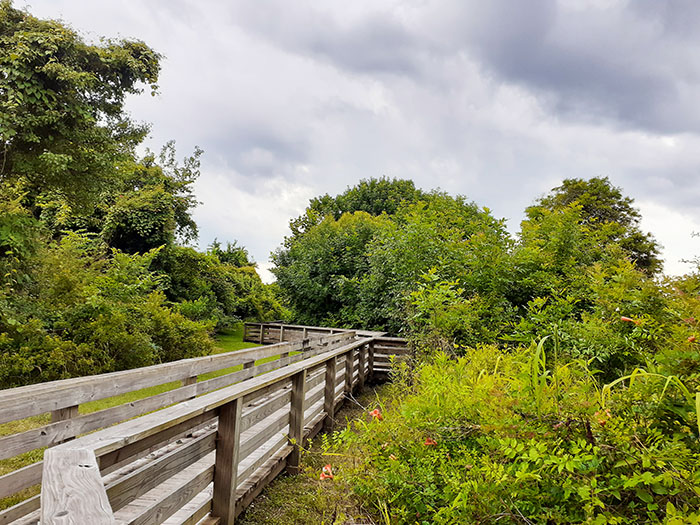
[594, 408, 612, 426]
[620, 316, 640, 326]
[319, 464, 334, 480]
[424, 437, 437, 446]
[369, 409, 383, 421]
[688, 335, 697, 343]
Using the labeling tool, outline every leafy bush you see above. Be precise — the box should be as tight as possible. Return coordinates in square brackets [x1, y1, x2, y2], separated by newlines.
[335, 347, 700, 524]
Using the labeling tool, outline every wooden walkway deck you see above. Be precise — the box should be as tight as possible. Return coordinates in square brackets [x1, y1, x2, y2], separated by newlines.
[0, 324, 410, 524]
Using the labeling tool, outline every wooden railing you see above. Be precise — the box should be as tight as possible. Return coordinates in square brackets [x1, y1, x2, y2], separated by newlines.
[0, 326, 410, 524]
[243, 322, 387, 345]
[0, 331, 356, 525]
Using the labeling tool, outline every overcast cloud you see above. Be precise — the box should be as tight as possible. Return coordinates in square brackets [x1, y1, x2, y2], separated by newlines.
[24, 0, 700, 280]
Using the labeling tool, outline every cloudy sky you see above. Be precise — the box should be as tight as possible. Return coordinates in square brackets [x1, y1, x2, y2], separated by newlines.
[25, 0, 700, 281]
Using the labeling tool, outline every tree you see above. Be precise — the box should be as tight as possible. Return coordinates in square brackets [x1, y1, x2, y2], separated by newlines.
[0, 1, 160, 209]
[289, 177, 425, 237]
[528, 177, 661, 273]
[101, 143, 201, 253]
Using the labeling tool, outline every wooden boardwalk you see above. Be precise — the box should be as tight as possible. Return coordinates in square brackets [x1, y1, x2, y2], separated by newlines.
[0, 323, 410, 524]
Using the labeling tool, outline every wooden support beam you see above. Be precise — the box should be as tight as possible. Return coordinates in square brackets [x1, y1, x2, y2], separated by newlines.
[344, 350, 354, 395]
[213, 398, 243, 525]
[323, 357, 337, 431]
[259, 325, 264, 344]
[279, 325, 285, 342]
[50, 405, 79, 445]
[287, 370, 307, 474]
[368, 340, 375, 382]
[358, 344, 366, 391]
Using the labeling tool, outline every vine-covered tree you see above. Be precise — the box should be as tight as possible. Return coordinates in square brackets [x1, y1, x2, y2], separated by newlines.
[0, 1, 160, 208]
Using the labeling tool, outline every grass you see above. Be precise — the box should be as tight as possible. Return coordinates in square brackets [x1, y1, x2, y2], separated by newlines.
[0, 323, 261, 511]
[238, 385, 390, 525]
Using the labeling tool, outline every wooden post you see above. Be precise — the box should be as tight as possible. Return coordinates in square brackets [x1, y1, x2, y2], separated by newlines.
[51, 405, 79, 444]
[259, 324, 264, 345]
[323, 357, 337, 431]
[302, 327, 307, 340]
[279, 325, 285, 342]
[213, 398, 243, 525]
[368, 340, 375, 382]
[287, 370, 307, 474]
[344, 350, 354, 395]
[358, 344, 366, 391]
[42, 448, 115, 524]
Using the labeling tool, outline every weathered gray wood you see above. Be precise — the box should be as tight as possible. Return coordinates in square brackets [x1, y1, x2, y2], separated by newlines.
[239, 409, 289, 461]
[234, 445, 291, 518]
[0, 494, 39, 525]
[323, 357, 337, 431]
[106, 430, 216, 511]
[0, 339, 302, 425]
[368, 340, 375, 382]
[240, 389, 291, 433]
[358, 344, 366, 390]
[237, 434, 287, 484]
[212, 398, 242, 525]
[0, 461, 42, 500]
[128, 459, 214, 525]
[287, 370, 307, 474]
[344, 350, 354, 395]
[41, 448, 114, 524]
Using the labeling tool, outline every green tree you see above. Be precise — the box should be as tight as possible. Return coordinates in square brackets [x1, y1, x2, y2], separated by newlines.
[528, 177, 661, 273]
[289, 177, 425, 237]
[0, 1, 160, 209]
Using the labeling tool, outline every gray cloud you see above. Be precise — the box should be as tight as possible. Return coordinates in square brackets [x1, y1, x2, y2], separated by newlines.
[24, 0, 700, 276]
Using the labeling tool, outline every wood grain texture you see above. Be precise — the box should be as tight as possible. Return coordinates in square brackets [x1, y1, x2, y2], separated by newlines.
[287, 370, 307, 474]
[41, 448, 114, 524]
[212, 399, 242, 525]
[323, 357, 337, 431]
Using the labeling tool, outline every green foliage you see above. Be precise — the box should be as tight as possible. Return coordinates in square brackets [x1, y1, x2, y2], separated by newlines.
[289, 177, 425, 237]
[0, 233, 214, 387]
[529, 177, 661, 273]
[0, 1, 160, 208]
[273, 211, 387, 327]
[158, 245, 286, 328]
[335, 347, 700, 524]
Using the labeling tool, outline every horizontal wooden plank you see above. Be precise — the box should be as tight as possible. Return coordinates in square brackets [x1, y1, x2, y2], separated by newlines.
[51, 338, 373, 462]
[239, 409, 289, 461]
[0, 461, 42, 500]
[0, 494, 39, 525]
[106, 430, 216, 512]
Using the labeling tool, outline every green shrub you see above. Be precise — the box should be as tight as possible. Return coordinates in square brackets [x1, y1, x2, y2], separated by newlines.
[334, 347, 700, 524]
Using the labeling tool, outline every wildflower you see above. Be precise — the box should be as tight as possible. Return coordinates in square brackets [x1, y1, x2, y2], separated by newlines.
[688, 335, 697, 343]
[381, 442, 389, 449]
[683, 317, 696, 324]
[389, 454, 397, 461]
[319, 464, 333, 480]
[424, 437, 437, 446]
[620, 316, 640, 326]
[369, 408, 383, 421]
[594, 408, 612, 426]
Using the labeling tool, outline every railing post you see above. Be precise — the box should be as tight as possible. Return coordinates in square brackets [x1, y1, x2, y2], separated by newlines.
[51, 405, 79, 444]
[259, 324, 264, 344]
[213, 398, 243, 525]
[279, 325, 285, 342]
[288, 370, 307, 474]
[368, 340, 375, 382]
[358, 344, 366, 391]
[344, 349, 354, 395]
[303, 326, 307, 340]
[323, 357, 337, 431]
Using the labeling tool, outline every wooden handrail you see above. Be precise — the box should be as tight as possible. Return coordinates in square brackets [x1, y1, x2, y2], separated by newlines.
[0, 324, 410, 525]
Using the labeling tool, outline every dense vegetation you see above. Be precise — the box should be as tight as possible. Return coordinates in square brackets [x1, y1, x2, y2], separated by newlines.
[273, 179, 700, 522]
[0, 3, 283, 387]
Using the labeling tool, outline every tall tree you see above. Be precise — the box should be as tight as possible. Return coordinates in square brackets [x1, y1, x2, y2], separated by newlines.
[0, 1, 160, 209]
[527, 177, 661, 273]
